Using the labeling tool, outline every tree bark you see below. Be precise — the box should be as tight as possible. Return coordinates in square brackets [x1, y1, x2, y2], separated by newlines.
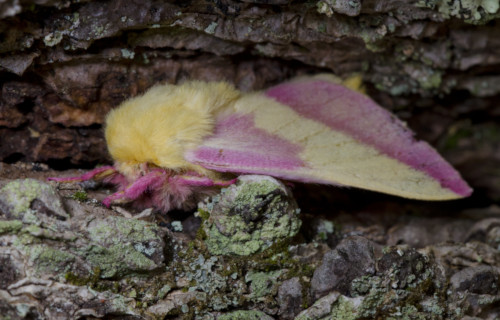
[1, 1, 499, 319]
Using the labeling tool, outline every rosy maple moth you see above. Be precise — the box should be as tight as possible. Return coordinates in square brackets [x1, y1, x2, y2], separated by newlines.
[49, 75, 472, 212]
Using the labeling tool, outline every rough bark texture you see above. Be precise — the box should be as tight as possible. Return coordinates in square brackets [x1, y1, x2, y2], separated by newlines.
[0, 0, 499, 319]
[1, 165, 500, 320]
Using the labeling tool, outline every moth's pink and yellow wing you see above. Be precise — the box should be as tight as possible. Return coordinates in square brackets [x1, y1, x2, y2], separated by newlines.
[185, 78, 472, 200]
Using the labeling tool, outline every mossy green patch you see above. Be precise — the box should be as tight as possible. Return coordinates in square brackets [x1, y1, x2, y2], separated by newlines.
[71, 191, 88, 201]
[0, 220, 23, 234]
[88, 216, 159, 245]
[64, 267, 119, 292]
[0, 179, 67, 219]
[197, 209, 210, 221]
[329, 296, 361, 320]
[84, 216, 164, 277]
[82, 243, 157, 278]
[245, 270, 282, 298]
[218, 310, 274, 320]
[157, 284, 172, 299]
[27, 244, 76, 274]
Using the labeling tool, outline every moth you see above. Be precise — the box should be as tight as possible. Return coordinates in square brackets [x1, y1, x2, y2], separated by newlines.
[49, 75, 472, 212]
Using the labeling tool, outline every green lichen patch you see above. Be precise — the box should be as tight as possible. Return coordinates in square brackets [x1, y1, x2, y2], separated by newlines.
[167, 252, 244, 311]
[43, 12, 80, 47]
[0, 179, 68, 220]
[82, 243, 158, 278]
[26, 244, 76, 274]
[199, 175, 301, 256]
[171, 235, 312, 312]
[329, 296, 361, 320]
[157, 284, 172, 299]
[418, 0, 500, 24]
[204, 21, 218, 34]
[0, 220, 23, 234]
[357, 247, 437, 318]
[218, 310, 274, 320]
[245, 270, 282, 299]
[82, 216, 167, 278]
[372, 62, 444, 95]
[295, 293, 363, 320]
[88, 216, 159, 245]
[120, 48, 135, 59]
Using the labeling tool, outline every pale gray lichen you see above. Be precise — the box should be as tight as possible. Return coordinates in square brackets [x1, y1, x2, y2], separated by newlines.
[171, 220, 183, 232]
[171, 253, 242, 311]
[198, 175, 301, 256]
[316, 0, 362, 17]
[317, 0, 335, 16]
[43, 31, 64, 47]
[120, 48, 135, 59]
[373, 62, 443, 95]
[204, 21, 218, 34]
[186, 255, 226, 295]
[418, 0, 500, 24]
[43, 12, 80, 47]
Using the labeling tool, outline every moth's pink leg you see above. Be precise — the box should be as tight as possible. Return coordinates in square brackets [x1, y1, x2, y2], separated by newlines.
[172, 174, 237, 187]
[48, 166, 117, 182]
[102, 169, 167, 207]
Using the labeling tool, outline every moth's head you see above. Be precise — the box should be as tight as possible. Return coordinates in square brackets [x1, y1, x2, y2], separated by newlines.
[104, 100, 161, 170]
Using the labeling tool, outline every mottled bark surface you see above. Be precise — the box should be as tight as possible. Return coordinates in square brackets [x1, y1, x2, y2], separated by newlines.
[1, 165, 500, 319]
[0, 0, 499, 319]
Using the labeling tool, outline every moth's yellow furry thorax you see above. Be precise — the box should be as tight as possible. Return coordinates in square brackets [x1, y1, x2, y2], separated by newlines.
[104, 81, 240, 176]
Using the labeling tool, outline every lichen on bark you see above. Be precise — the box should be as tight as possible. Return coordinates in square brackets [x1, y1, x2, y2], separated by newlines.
[0, 0, 499, 318]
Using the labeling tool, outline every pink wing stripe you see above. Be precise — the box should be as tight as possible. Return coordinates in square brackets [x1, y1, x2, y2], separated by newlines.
[186, 114, 305, 172]
[265, 80, 472, 197]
